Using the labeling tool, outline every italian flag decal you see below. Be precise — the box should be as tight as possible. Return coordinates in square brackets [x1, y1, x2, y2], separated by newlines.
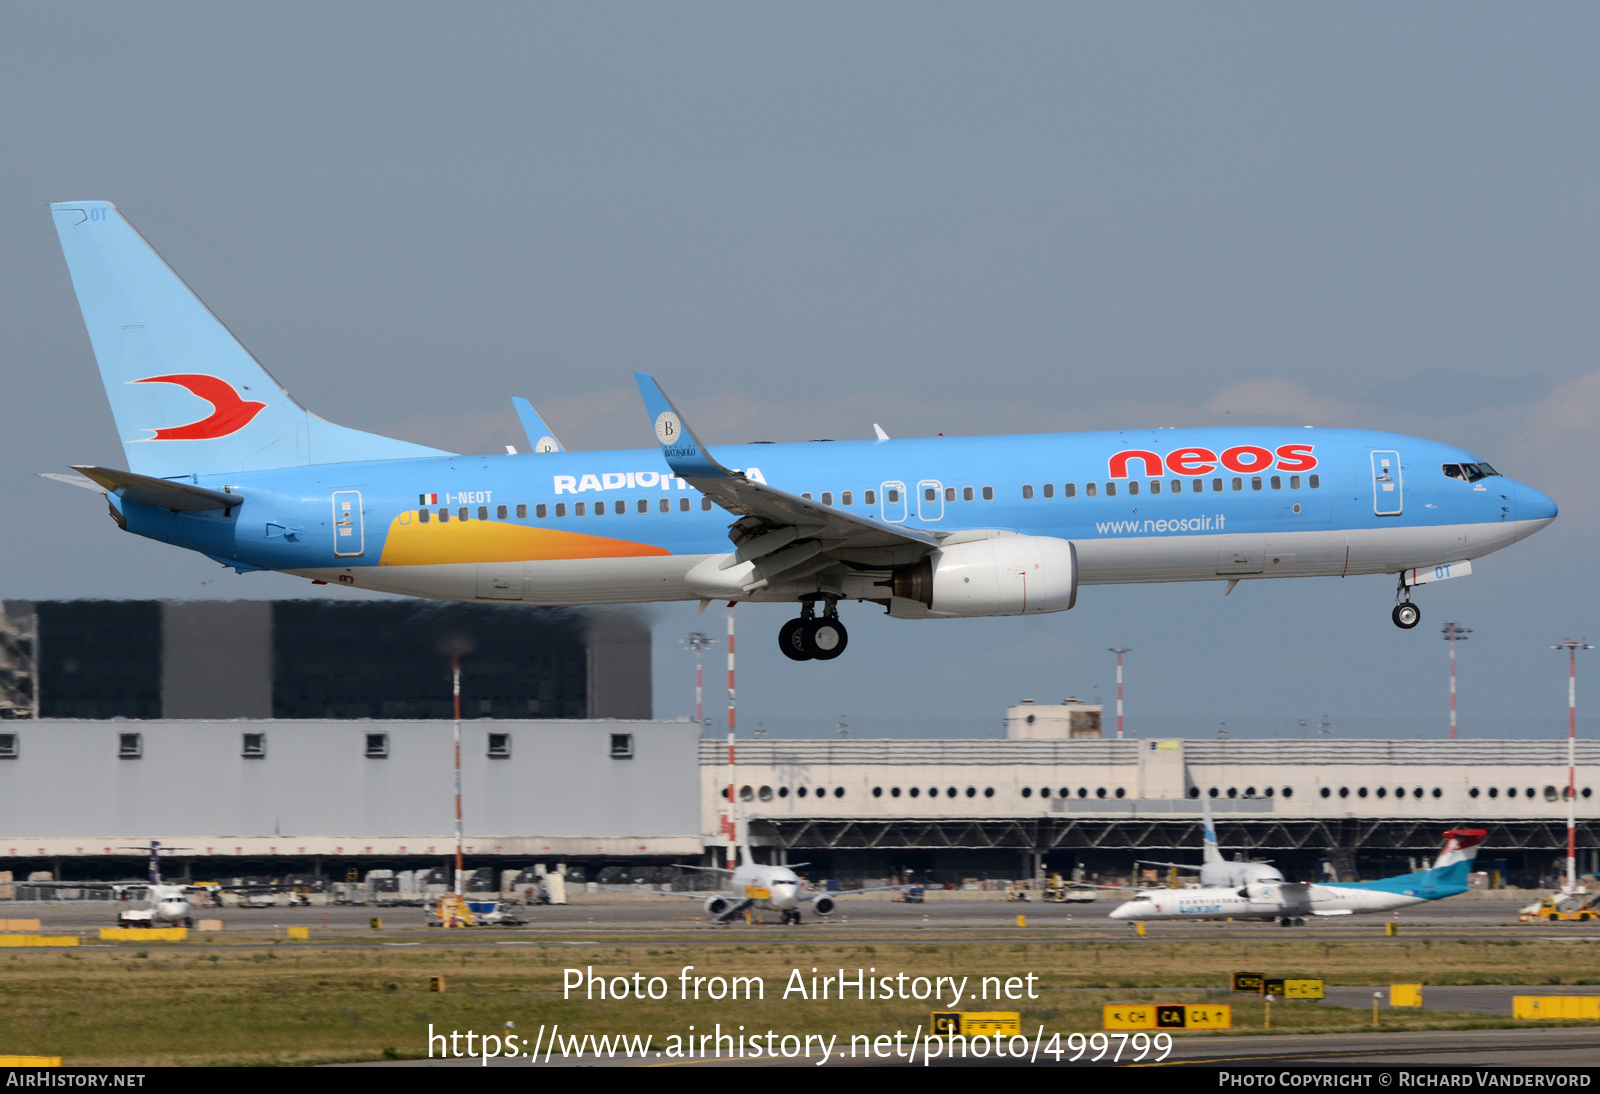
[418, 493, 438, 505]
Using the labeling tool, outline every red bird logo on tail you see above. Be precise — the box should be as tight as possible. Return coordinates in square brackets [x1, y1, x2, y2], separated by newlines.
[134, 374, 268, 440]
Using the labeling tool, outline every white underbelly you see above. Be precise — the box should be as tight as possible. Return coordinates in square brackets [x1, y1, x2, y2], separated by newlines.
[1075, 520, 1525, 586]
[293, 555, 709, 605]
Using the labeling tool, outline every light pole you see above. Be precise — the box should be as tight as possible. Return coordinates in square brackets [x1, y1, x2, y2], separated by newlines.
[451, 652, 463, 897]
[681, 630, 712, 725]
[1552, 639, 1592, 893]
[726, 613, 737, 869]
[1109, 648, 1131, 739]
[1442, 623, 1471, 740]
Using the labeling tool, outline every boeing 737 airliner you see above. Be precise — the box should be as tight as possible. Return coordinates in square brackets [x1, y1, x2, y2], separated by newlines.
[45, 202, 1557, 660]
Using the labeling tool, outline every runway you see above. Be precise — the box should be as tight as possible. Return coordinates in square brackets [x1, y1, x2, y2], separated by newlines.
[13, 894, 1594, 942]
[350, 1026, 1600, 1067]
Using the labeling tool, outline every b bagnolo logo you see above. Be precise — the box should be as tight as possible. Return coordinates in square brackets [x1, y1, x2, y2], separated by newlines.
[654, 411, 683, 446]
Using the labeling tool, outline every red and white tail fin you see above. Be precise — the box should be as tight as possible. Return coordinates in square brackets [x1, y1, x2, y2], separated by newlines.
[1433, 829, 1487, 871]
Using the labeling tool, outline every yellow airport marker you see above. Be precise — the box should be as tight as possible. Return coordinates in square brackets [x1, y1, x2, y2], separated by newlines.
[1016, 914, 1026, 927]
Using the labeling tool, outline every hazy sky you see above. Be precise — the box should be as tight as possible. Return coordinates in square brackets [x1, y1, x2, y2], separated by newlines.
[3, 5, 1597, 736]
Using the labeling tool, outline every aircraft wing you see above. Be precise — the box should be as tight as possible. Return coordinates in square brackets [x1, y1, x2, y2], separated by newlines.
[1134, 860, 1203, 871]
[671, 863, 735, 875]
[633, 374, 939, 584]
[808, 884, 910, 898]
[511, 398, 564, 453]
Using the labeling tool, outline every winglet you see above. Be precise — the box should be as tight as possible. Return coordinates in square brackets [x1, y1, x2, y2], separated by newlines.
[873, 423, 890, 442]
[511, 397, 563, 453]
[632, 372, 732, 480]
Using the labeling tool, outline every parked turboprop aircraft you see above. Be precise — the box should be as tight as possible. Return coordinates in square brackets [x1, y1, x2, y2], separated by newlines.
[1136, 801, 1284, 889]
[1108, 828, 1487, 926]
[46, 202, 1557, 659]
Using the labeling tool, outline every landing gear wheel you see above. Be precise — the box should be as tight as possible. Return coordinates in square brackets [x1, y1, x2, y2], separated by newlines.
[1392, 602, 1421, 629]
[778, 618, 812, 661]
[803, 618, 848, 660]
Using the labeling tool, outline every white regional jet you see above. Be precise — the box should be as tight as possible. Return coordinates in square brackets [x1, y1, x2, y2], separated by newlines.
[1109, 828, 1486, 927]
[673, 824, 901, 925]
[1136, 801, 1284, 889]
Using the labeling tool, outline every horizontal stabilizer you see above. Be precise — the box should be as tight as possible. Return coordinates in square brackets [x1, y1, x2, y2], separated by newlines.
[37, 471, 105, 493]
[70, 465, 240, 511]
[511, 397, 564, 452]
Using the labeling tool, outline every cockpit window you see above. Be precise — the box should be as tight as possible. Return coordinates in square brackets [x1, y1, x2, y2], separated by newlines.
[1443, 462, 1500, 483]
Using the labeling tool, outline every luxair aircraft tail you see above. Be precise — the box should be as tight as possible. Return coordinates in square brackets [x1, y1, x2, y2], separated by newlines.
[49, 201, 449, 480]
[1344, 829, 1487, 896]
[1201, 799, 1224, 865]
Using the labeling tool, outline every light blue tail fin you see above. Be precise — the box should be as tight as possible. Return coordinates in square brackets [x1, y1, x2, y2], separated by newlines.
[50, 201, 450, 479]
[1201, 799, 1224, 865]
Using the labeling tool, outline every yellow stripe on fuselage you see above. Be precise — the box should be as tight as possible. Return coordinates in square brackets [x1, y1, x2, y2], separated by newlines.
[378, 512, 670, 566]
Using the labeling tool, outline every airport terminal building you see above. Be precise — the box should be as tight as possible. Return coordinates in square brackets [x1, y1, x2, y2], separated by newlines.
[0, 602, 1595, 886]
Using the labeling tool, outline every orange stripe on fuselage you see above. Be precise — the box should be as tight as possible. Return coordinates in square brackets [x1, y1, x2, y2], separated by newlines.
[378, 512, 670, 566]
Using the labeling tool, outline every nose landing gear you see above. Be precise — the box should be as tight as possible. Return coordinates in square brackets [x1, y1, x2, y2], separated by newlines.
[778, 599, 849, 661]
[1392, 575, 1421, 630]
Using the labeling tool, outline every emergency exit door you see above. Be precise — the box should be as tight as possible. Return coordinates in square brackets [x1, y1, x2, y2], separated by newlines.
[332, 490, 364, 556]
[1371, 451, 1402, 516]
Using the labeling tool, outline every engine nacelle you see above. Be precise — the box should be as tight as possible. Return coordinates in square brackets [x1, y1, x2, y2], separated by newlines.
[704, 896, 731, 917]
[1239, 884, 1279, 903]
[811, 895, 836, 916]
[892, 535, 1077, 617]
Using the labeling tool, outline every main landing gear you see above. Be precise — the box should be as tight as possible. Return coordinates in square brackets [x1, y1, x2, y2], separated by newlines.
[779, 599, 848, 662]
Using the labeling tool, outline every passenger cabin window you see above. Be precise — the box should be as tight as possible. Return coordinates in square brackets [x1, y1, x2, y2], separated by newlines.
[962, 487, 974, 501]
[532, 504, 543, 518]
[659, 498, 670, 513]
[1085, 483, 1097, 497]
[886, 488, 899, 503]
[438, 508, 449, 522]
[1022, 485, 1034, 499]
[1251, 477, 1262, 491]
[479, 506, 489, 520]
[701, 497, 713, 510]
[802, 492, 813, 500]
[555, 503, 567, 517]
[1104, 482, 1116, 497]
[1065, 483, 1076, 497]
[459, 507, 469, 521]
[945, 487, 956, 502]
[925, 487, 937, 502]
[575, 502, 586, 516]
[595, 500, 607, 515]
[1127, 481, 1138, 495]
[679, 497, 690, 511]
[865, 490, 877, 505]
[1289, 476, 1300, 490]
[0, 732, 16, 759]
[982, 486, 993, 500]
[1149, 480, 1160, 494]
[1211, 478, 1222, 492]
[1231, 477, 1242, 491]
[1170, 479, 1181, 493]
[1270, 476, 1281, 490]
[241, 732, 265, 758]
[637, 499, 648, 513]
[418, 509, 430, 522]
[487, 732, 511, 758]
[1309, 474, 1321, 488]
[842, 491, 853, 505]
[1043, 484, 1054, 498]
[822, 492, 834, 505]
[513, 504, 525, 518]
